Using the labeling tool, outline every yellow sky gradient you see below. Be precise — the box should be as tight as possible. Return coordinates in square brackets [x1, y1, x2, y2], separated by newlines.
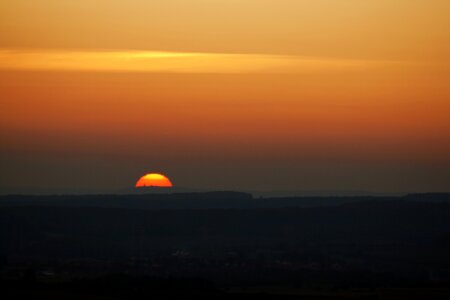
[1, 0, 449, 60]
[0, 0, 449, 192]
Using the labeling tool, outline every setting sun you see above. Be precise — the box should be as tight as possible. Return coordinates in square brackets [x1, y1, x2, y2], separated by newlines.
[135, 173, 173, 188]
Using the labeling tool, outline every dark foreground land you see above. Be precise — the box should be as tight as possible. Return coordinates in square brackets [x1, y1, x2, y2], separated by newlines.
[1, 192, 450, 299]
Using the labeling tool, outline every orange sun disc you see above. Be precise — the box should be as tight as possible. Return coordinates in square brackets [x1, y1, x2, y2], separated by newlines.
[135, 173, 173, 188]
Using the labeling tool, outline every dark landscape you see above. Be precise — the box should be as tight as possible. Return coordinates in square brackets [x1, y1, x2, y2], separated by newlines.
[1, 192, 450, 299]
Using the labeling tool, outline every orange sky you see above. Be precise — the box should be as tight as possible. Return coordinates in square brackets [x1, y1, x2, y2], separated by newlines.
[0, 1, 449, 193]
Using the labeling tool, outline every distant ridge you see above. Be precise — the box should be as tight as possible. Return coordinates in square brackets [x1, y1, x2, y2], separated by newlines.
[0, 192, 449, 210]
[404, 193, 450, 202]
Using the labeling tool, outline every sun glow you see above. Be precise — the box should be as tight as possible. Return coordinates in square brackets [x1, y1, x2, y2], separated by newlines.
[135, 173, 173, 188]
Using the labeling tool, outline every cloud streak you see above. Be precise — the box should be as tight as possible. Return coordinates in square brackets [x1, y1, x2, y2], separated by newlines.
[0, 49, 397, 74]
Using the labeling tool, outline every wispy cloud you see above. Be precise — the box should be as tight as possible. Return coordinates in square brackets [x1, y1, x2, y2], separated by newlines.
[0, 48, 398, 74]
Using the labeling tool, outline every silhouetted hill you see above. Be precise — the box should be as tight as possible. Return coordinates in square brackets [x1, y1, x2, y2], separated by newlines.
[1, 200, 450, 262]
[404, 193, 450, 202]
[1, 195, 450, 296]
[0, 192, 448, 209]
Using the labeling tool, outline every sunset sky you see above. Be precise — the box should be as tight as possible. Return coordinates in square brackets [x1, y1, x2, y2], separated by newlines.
[1, 0, 449, 194]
